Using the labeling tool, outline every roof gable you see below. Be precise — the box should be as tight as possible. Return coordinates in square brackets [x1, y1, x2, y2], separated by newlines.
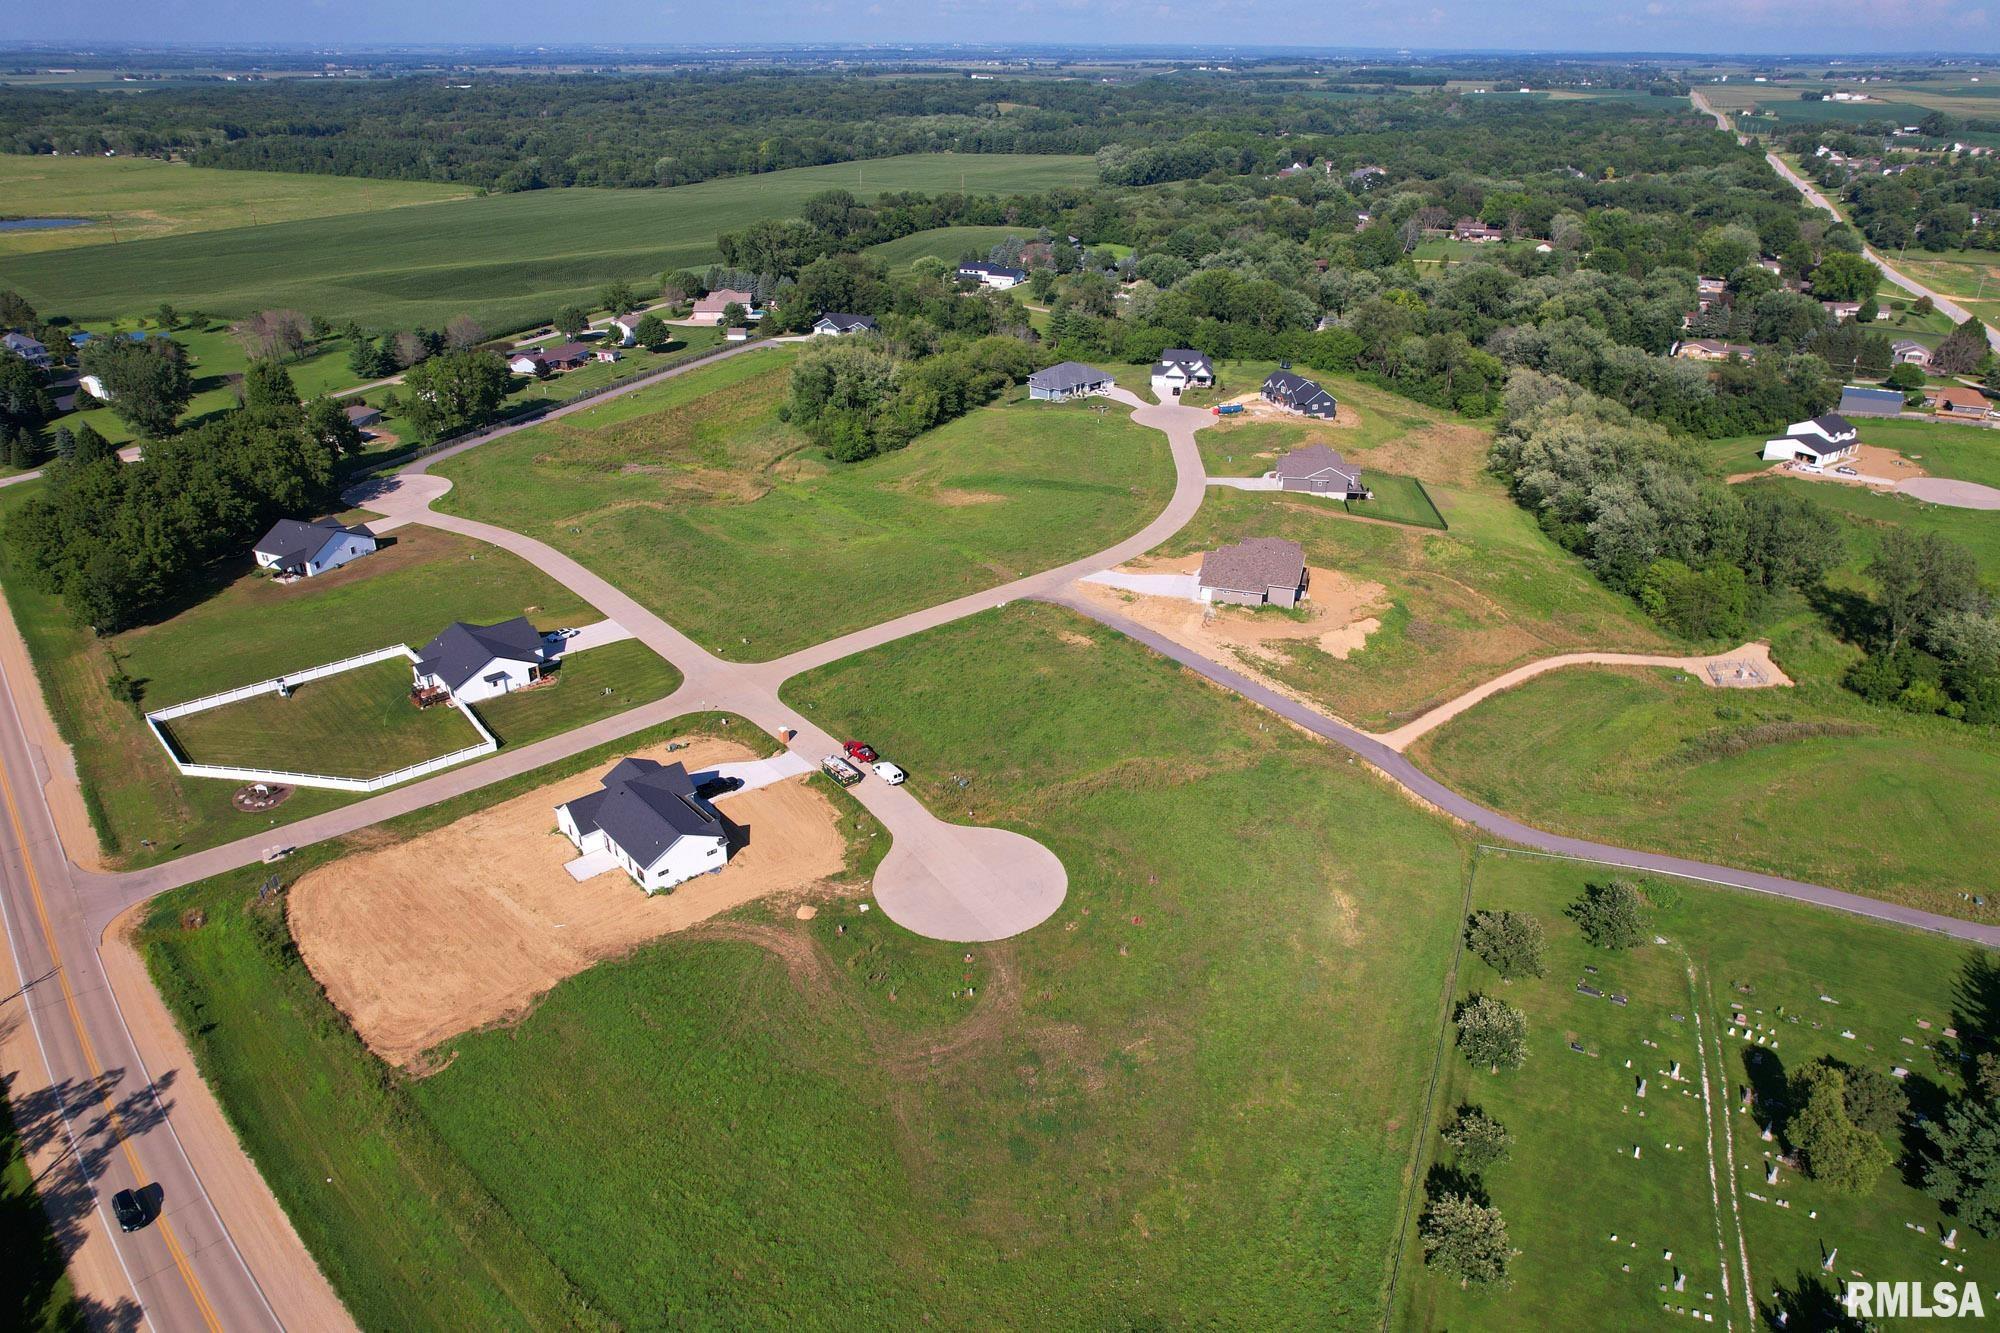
[1199, 537, 1307, 594]
[563, 759, 723, 869]
[415, 616, 546, 691]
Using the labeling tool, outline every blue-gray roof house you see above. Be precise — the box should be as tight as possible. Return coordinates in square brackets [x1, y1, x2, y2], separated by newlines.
[1837, 385, 1906, 418]
[556, 758, 730, 894]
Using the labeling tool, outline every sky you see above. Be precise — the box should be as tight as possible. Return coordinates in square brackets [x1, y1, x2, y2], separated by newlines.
[1, 0, 1995, 57]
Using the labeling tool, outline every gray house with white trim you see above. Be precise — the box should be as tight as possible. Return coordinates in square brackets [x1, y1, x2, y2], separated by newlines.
[1028, 361, 1114, 402]
[1261, 369, 1338, 419]
[252, 518, 378, 579]
[1273, 444, 1369, 498]
[1198, 537, 1310, 608]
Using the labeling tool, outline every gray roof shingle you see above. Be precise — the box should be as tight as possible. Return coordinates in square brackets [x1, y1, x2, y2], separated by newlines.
[563, 758, 722, 869]
[414, 616, 546, 691]
[1199, 537, 1307, 596]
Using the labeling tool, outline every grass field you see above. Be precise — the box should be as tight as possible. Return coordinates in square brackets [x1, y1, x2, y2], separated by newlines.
[433, 349, 1176, 659]
[159, 657, 483, 780]
[0, 496, 671, 865]
[469, 640, 683, 748]
[0, 155, 470, 257]
[1410, 665, 2000, 920]
[863, 224, 1030, 268]
[138, 604, 1469, 1327]
[0, 154, 1100, 332]
[1353, 471, 1448, 528]
[1397, 850, 1999, 1329]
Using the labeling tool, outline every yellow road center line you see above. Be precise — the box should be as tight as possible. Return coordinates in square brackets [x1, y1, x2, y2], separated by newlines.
[0, 747, 223, 1332]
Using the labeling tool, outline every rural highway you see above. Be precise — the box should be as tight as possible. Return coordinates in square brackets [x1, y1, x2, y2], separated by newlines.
[4, 361, 1998, 1329]
[1690, 89, 2000, 354]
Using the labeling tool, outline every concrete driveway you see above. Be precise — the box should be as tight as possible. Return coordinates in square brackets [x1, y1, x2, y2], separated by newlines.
[1897, 477, 2000, 510]
[1081, 570, 1201, 600]
[1207, 475, 1281, 491]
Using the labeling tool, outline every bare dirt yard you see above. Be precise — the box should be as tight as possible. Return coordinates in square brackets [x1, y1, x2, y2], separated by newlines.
[1073, 554, 1389, 685]
[288, 737, 849, 1068]
[1729, 444, 1927, 488]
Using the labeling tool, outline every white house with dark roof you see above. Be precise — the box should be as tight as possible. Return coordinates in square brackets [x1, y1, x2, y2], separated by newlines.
[1261, 369, 1338, 419]
[811, 313, 878, 336]
[1198, 537, 1310, 608]
[412, 616, 549, 705]
[252, 518, 378, 579]
[556, 758, 729, 893]
[1890, 339, 1931, 367]
[1028, 361, 1113, 401]
[1273, 444, 1369, 498]
[1149, 349, 1214, 399]
[1761, 412, 1860, 465]
[956, 261, 1027, 290]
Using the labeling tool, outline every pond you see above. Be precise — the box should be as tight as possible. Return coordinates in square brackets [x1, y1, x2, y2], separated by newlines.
[0, 217, 93, 232]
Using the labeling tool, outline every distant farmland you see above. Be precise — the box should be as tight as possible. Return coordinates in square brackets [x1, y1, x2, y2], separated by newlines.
[0, 153, 1099, 331]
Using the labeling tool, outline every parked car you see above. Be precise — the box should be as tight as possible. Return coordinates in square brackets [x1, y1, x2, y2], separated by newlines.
[111, 1188, 149, 1232]
[843, 740, 879, 764]
[694, 775, 744, 800]
[1835, 466, 1858, 476]
[873, 761, 907, 785]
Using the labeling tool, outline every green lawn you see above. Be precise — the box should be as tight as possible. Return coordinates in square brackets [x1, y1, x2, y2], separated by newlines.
[1156, 480, 1668, 730]
[0, 155, 470, 257]
[1397, 851, 1999, 1329]
[1410, 665, 2000, 920]
[0, 496, 673, 866]
[495, 326, 726, 415]
[1354, 472, 1448, 528]
[136, 604, 1471, 1327]
[0, 154, 1100, 331]
[159, 656, 483, 780]
[863, 224, 1031, 268]
[469, 640, 683, 748]
[434, 351, 1176, 660]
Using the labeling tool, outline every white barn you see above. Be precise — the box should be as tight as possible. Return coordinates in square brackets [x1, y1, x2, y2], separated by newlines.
[252, 518, 378, 579]
[556, 758, 730, 894]
[412, 616, 550, 705]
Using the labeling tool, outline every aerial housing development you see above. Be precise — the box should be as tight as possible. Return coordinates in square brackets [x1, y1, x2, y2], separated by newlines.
[0, 26, 1998, 1333]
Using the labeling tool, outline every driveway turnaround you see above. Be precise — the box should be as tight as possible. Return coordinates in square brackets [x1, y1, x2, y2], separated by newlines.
[1897, 477, 2000, 510]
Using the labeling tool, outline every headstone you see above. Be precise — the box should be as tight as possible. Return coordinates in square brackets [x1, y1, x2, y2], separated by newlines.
[1669, 1060, 1682, 1080]
[1638, 1078, 1648, 1098]
[1634, 1145, 1643, 1158]
[1674, 1271, 1686, 1292]
[1766, 1161, 1779, 1184]
[1945, 1228, 1959, 1250]
[1762, 1122, 1774, 1142]
[1823, 1248, 1837, 1272]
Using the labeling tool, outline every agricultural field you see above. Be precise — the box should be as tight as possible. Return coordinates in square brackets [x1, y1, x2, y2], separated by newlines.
[1410, 665, 2000, 920]
[0, 154, 1100, 332]
[0, 154, 471, 256]
[157, 656, 483, 780]
[863, 224, 1028, 268]
[433, 348, 1176, 659]
[1890, 251, 2000, 333]
[0, 493, 678, 866]
[1398, 850, 1998, 1329]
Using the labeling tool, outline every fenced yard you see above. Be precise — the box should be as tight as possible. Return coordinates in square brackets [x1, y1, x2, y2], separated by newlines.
[1348, 472, 1448, 529]
[156, 656, 487, 783]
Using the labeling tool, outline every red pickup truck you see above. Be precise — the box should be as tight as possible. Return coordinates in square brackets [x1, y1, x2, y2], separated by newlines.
[843, 740, 879, 764]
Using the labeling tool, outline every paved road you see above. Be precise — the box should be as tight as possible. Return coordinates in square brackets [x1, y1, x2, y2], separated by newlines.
[1046, 591, 2000, 948]
[1692, 90, 2000, 355]
[1899, 476, 2000, 509]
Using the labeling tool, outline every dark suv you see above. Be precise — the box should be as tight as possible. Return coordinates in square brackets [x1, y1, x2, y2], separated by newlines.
[111, 1188, 150, 1232]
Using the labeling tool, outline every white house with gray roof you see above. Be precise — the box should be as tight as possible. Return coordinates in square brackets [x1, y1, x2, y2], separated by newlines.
[1028, 361, 1114, 401]
[412, 616, 549, 705]
[1150, 349, 1214, 399]
[252, 517, 378, 579]
[556, 758, 729, 893]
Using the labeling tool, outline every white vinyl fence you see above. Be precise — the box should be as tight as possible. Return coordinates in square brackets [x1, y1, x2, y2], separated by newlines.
[145, 645, 499, 793]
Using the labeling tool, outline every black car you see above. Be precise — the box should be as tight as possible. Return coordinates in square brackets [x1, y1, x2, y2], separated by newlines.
[111, 1188, 149, 1233]
[694, 775, 744, 801]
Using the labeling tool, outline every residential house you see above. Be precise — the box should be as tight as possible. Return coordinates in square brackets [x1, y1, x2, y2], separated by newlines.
[1453, 218, 1505, 243]
[1837, 385, 1907, 418]
[1932, 386, 1994, 421]
[541, 342, 592, 371]
[506, 351, 547, 376]
[1695, 276, 1728, 311]
[1149, 348, 1214, 399]
[811, 313, 878, 337]
[724, 326, 751, 343]
[1260, 369, 1338, 419]
[956, 262, 1027, 290]
[252, 518, 378, 579]
[1027, 361, 1113, 401]
[1890, 339, 1932, 367]
[691, 288, 760, 325]
[2, 332, 49, 367]
[1273, 444, 1368, 499]
[412, 617, 550, 705]
[1198, 538, 1310, 608]
[1347, 165, 1387, 187]
[1761, 412, 1859, 465]
[593, 347, 622, 364]
[1822, 300, 1863, 321]
[555, 758, 729, 895]
[609, 318, 639, 347]
[77, 373, 109, 401]
[343, 403, 383, 429]
[1672, 339, 1758, 363]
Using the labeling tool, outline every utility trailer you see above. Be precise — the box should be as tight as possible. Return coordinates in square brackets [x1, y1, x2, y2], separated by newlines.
[821, 754, 863, 786]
